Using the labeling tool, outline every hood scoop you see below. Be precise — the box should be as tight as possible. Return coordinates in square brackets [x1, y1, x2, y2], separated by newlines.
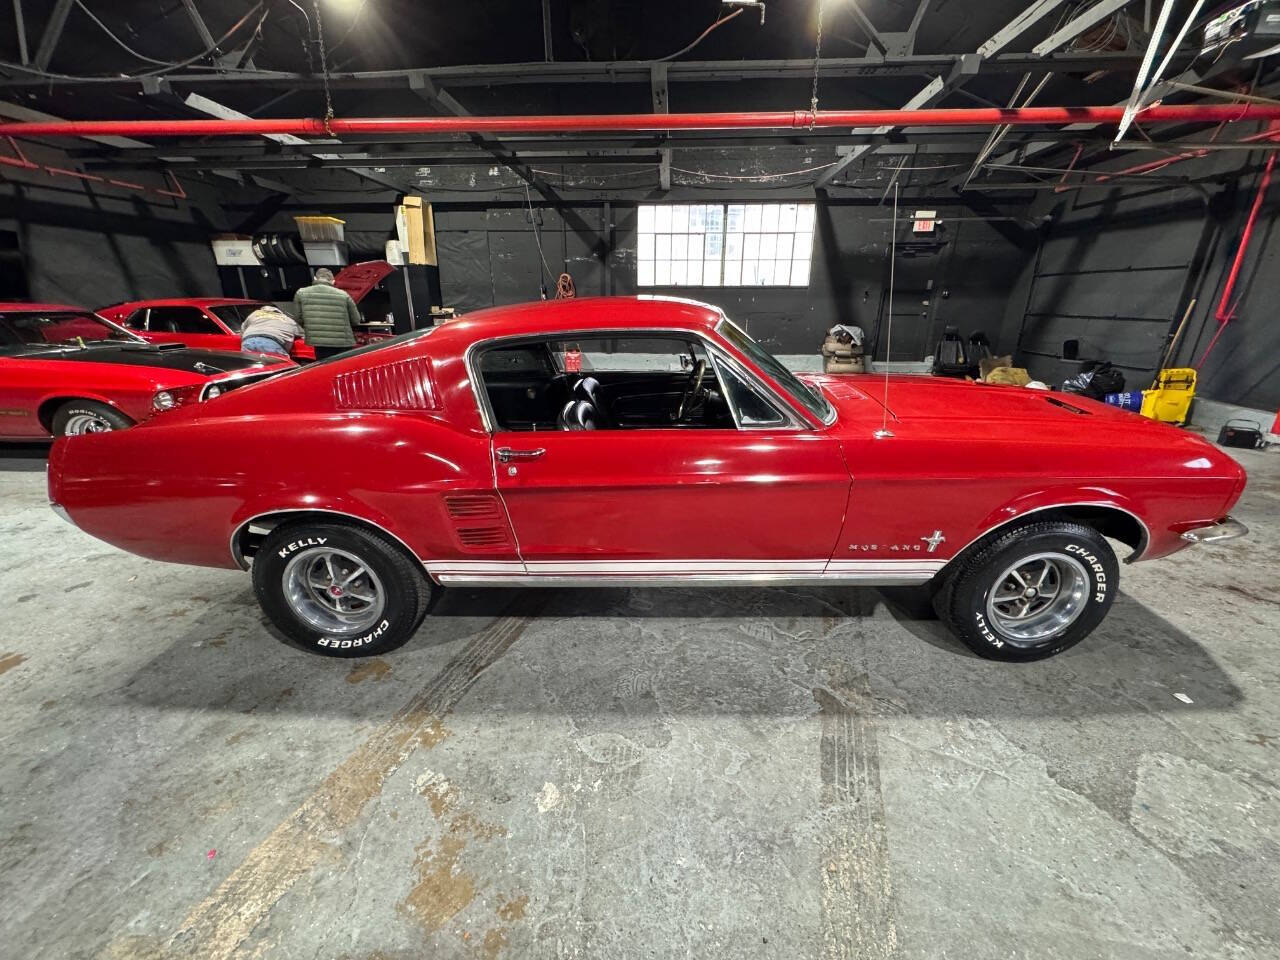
[120, 341, 183, 351]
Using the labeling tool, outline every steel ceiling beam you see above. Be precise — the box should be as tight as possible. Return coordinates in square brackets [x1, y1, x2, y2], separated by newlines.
[541, 0, 553, 62]
[84, 153, 667, 172]
[179, 0, 218, 53]
[32, 0, 74, 71]
[815, 0, 1071, 189]
[11, 0, 29, 65]
[0, 51, 1168, 89]
[407, 73, 610, 264]
[1031, 0, 1136, 56]
[179, 91, 410, 193]
[70, 128, 1081, 163]
[651, 64, 671, 192]
[408, 73, 564, 197]
[848, 3, 888, 56]
[985, 39, 1251, 172]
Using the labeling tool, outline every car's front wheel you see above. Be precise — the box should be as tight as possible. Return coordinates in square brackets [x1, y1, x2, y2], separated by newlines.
[935, 521, 1118, 661]
[52, 400, 134, 436]
[252, 520, 437, 657]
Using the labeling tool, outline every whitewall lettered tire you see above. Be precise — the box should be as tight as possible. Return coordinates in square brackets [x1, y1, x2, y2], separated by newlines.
[935, 521, 1118, 661]
[251, 520, 437, 657]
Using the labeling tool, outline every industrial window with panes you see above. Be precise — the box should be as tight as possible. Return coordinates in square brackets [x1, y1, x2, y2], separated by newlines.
[636, 202, 815, 288]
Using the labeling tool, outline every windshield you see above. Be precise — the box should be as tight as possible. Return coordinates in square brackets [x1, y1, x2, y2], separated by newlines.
[208, 303, 263, 333]
[716, 318, 834, 425]
[0, 310, 142, 348]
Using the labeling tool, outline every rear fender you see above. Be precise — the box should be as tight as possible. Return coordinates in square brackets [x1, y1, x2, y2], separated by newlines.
[229, 500, 422, 570]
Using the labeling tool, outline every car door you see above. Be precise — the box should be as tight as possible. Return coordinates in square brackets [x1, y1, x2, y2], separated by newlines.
[485, 334, 852, 578]
[145, 306, 240, 353]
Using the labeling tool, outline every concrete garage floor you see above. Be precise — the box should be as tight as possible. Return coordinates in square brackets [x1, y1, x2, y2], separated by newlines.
[1, 443, 1279, 960]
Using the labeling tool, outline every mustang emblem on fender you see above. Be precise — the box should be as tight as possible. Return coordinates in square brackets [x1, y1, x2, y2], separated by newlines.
[921, 530, 946, 552]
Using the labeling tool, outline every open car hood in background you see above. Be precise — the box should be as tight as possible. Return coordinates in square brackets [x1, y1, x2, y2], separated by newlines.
[334, 260, 395, 303]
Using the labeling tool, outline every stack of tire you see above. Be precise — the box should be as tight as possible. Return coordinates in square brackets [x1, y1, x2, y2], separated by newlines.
[251, 233, 309, 266]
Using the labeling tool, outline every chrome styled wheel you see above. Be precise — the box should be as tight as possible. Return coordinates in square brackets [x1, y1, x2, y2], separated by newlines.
[63, 412, 116, 435]
[985, 551, 1089, 643]
[281, 546, 386, 635]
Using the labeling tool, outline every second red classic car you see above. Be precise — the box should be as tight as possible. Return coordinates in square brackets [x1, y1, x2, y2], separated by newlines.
[97, 297, 319, 362]
[48, 296, 1248, 661]
[97, 262, 398, 362]
[0, 303, 295, 438]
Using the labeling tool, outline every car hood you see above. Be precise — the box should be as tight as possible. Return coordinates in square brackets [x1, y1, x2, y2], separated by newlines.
[811, 374, 1129, 424]
[2, 341, 289, 377]
[810, 373, 1226, 451]
[807, 373, 1247, 496]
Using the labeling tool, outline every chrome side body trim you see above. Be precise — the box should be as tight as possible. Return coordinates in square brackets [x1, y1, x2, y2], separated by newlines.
[431, 572, 936, 587]
[425, 557, 944, 587]
[229, 508, 424, 570]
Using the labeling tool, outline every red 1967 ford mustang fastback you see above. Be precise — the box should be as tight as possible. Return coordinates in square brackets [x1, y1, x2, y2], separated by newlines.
[47, 296, 1248, 661]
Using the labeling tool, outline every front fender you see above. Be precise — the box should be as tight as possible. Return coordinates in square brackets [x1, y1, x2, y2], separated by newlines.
[948, 485, 1150, 561]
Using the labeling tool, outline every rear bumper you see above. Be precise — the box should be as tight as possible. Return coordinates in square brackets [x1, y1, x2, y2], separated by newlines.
[1180, 516, 1249, 544]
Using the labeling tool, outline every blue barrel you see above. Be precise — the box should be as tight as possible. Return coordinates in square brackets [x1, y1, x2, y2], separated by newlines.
[1104, 391, 1142, 411]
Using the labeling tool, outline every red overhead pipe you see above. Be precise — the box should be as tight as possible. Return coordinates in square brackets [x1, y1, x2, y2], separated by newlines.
[1195, 129, 1279, 368]
[1, 103, 1280, 139]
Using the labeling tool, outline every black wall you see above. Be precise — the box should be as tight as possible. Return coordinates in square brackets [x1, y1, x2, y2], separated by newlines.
[425, 201, 1031, 359]
[1003, 137, 1280, 411]
[0, 140, 225, 308]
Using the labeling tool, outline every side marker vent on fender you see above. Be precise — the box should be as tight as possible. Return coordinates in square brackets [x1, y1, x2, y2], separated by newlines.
[333, 357, 437, 411]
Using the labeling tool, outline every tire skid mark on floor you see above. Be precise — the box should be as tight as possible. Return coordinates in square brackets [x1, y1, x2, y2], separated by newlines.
[815, 669, 898, 960]
[106, 599, 542, 960]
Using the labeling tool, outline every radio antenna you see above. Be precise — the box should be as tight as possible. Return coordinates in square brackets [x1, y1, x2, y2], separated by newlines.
[875, 177, 900, 439]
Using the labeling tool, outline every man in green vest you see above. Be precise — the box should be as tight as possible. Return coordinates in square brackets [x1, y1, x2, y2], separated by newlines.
[293, 268, 361, 360]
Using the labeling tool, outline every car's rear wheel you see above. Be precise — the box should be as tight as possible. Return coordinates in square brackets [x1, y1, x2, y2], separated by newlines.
[934, 521, 1117, 661]
[51, 400, 134, 437]
[251, 520, 438, 657]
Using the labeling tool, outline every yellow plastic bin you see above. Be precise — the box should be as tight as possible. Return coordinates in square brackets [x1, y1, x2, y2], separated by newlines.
[1140, 368, 1196, 424]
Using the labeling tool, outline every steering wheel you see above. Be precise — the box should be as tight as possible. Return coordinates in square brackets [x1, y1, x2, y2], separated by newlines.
[674, 358, 707, 422]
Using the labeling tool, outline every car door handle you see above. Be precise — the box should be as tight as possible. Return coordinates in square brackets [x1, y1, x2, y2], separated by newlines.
[496, 446, 546, 463]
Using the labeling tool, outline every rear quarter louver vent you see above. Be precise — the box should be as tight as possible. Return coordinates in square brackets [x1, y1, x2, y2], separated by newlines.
[333, 357, 437, 411]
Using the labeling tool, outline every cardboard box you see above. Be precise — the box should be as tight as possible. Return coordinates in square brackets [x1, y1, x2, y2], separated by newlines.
[395, 196, 437, 266]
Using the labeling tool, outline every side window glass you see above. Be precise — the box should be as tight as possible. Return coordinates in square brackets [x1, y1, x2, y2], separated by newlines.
[149, 307, 219, 335]
[715, 358, 788, 428]
[548, 337, 701, 374]
[481, 345, 552, 376]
